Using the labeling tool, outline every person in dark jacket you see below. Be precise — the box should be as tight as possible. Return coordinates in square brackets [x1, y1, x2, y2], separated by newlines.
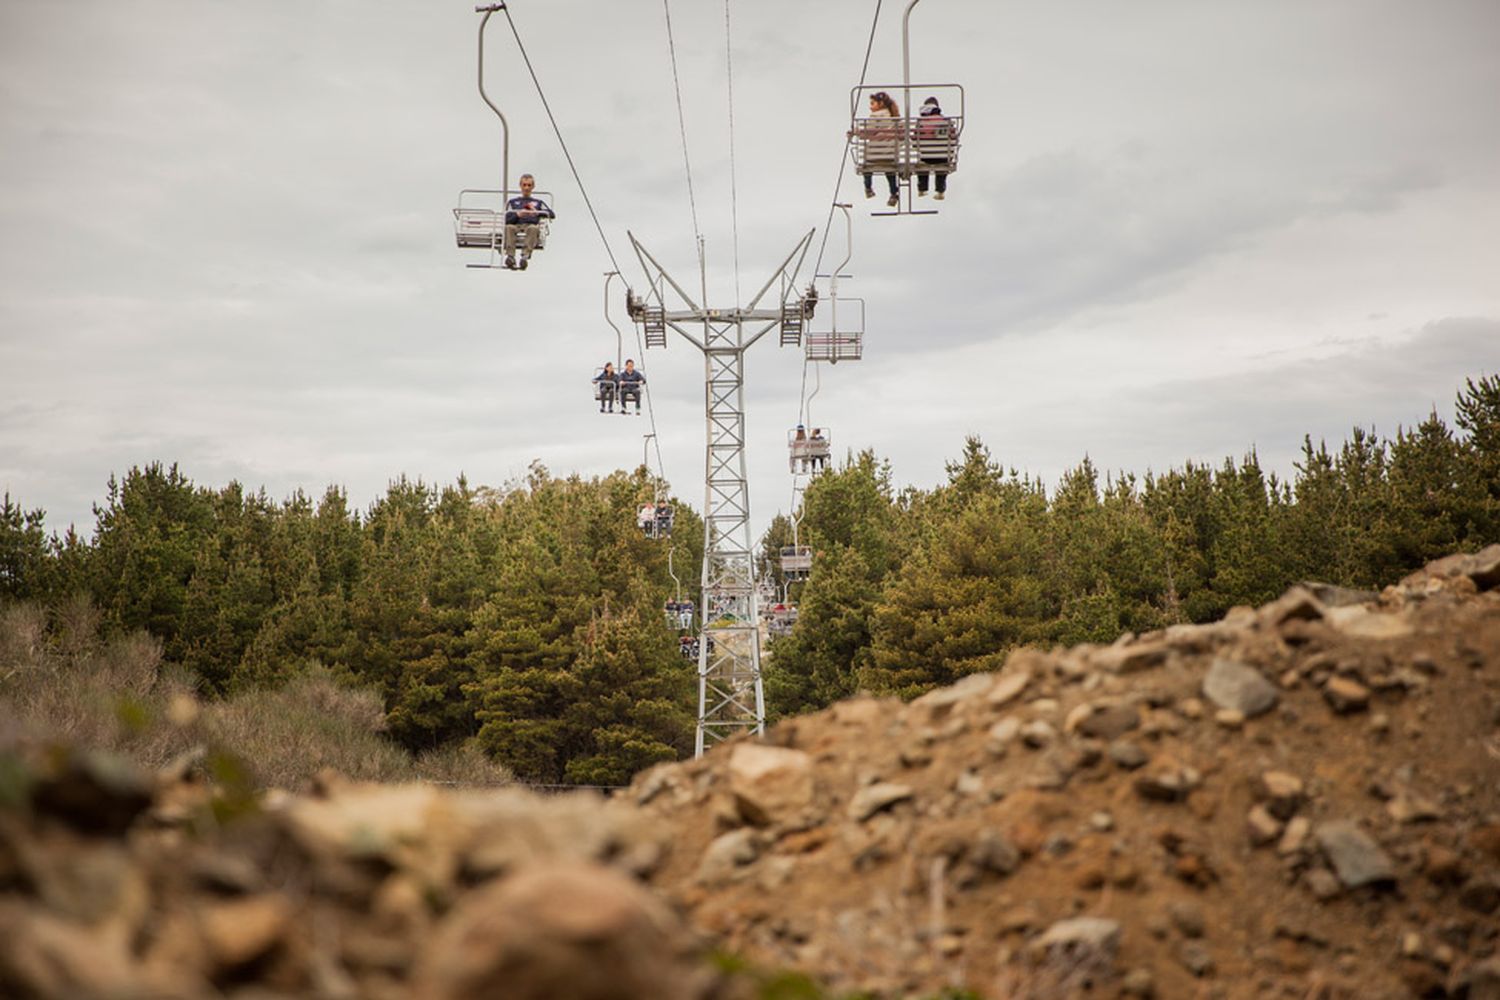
[618, 359, 646, 414]
[594, 361, 618, 412]
[503, 173, 555, 269]
[915, 97, 953, 200]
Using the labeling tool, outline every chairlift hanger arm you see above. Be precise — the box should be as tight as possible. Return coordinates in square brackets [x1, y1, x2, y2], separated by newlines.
[603, 271, 623, 366]
[475, 7, 510, 203]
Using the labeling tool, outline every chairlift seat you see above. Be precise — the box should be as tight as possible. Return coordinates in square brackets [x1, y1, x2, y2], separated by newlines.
[454, 188, 554, 253]
[847, 84, 964, 182]
[805, 297, 863, 363]
[788, 429, 832, 473]
[780, 545, 813, 579]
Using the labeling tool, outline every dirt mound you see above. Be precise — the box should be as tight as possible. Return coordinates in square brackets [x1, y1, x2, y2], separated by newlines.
[2, 547, 1499, 999]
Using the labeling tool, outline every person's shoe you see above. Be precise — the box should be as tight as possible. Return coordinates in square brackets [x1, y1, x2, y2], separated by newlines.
[519, 256, 529, 270]
[887, 195, 899, 207]
[503, 255, 516, 269]
[934, 191, 945, 200]
[917, 188, 927, 197]
[864, 187, 875, 199]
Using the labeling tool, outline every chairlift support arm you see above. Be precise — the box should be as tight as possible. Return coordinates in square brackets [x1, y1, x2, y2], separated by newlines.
[475, 5, 510, 210]
[604, 271, 623, 366]
[900, 0, 922, 169]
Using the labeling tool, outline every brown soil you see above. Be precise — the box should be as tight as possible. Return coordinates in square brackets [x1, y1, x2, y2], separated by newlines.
[2, 547, 1498, 999]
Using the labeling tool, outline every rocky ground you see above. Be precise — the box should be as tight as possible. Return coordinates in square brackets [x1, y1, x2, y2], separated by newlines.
[2, 547, 1499, 999]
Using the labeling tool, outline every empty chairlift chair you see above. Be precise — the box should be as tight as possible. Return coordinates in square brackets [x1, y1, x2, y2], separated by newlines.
[780, 545, 813, 581]
[804, 296, 864, 364]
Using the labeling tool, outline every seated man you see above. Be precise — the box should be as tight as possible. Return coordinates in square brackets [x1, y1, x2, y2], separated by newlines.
[503, 173, 555, 270]
[618, 359, 646, 414]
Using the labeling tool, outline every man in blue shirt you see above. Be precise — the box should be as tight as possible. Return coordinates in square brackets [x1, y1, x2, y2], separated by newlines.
[617, 359, 646, 414]
[503, 173, 555, 270]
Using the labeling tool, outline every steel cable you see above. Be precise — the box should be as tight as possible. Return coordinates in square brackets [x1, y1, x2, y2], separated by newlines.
[501, 7, 624, 276]
[662, 0, 703, 244]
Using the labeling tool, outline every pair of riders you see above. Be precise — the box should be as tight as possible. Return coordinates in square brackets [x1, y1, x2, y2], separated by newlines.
[502, 173, 555, 270]
[594, 359, 645, 414]
[854, 93, 953, 205]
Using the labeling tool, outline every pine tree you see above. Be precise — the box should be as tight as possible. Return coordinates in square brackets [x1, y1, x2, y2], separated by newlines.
[0, 493, 50, 601]
[1455, 374, 1500, 543]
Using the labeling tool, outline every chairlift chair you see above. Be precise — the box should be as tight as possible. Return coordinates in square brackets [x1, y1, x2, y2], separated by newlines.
[638, 500, 673, 539]
[788, 429, 832, 474]
[780, 545, 813, 580]
[805, 297, 864, 364]
[767, 603, 799, 638]
[664, 600, 695, 631]
[454, 189, 555, 268]
[848, 83, 964, 216]
[808, 203, 864, 362]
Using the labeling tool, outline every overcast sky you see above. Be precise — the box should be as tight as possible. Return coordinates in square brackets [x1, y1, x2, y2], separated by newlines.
[2, 0, 1497, 536]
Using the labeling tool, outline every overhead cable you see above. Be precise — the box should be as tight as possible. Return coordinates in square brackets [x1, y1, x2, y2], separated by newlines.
[724, 0, 742, 301]
[806, 0, 885, 283]
[502, 9, 667, 484]
[502, 7, 624, 276]
[661, 0, 703, 243]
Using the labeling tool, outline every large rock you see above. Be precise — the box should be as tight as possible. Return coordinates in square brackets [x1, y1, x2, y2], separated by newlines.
[726, 744, 816, 828]
[413, 863, 707, 1000]
[986, 669, 1032, 708]
[1323, 605, 1413, 640]
[912, 671, 994, 719]
[848, 782, 914, 822]
[1315, 821, 1396, 888]
[1077, 703, 1141, 741]
[1202, 659, 1279, 718]
[1034, 916, 1122, 969]
[695, 829, 761, 887]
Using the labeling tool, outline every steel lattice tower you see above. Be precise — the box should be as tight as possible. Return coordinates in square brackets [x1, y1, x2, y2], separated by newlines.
[627, 231, 815, 756]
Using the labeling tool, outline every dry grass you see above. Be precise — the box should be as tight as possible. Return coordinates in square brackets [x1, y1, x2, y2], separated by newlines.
[200, 671, 414, 789]
[413, 741, 514, 786]
[0, 599, 510, 791]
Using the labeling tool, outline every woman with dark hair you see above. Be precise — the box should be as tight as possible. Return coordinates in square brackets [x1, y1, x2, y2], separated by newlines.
[593, 361, 618, 413]
[856, 91, 901, 207]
